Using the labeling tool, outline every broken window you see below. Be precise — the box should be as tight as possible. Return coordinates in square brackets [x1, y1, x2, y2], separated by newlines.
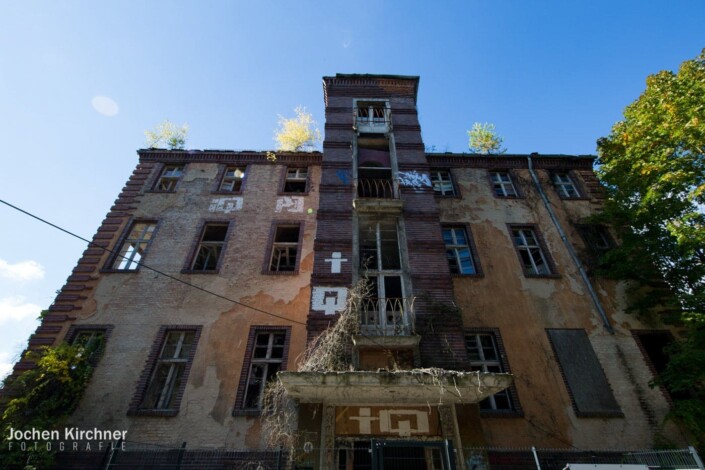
[443, 226, 479, 275]
[490, 171, 518, 197]
[112, 221, 157, 271]
[510, 226, 553, 276]
[283, 167, 308, 193]
[70, 328, 107, 366]
[190, 223, 229, 272]
[356, 101, 388, 126]
[552, 172, 580, 198]
[269, 224, 301, 272]
[141, 330, 198, 411]
[154, 165, 184, 191]
[431, 169, 456, 196]
[242, 330, 288, 410]
[219, 166, 246, 192]
[359, 219, 408, 333]
[466, 332, 514, 411]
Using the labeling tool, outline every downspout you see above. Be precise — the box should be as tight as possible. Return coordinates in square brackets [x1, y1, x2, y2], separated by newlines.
[527, 153, 615, 334]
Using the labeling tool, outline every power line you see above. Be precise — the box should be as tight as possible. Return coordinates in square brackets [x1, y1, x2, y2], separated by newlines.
[0, 198, 307, 326]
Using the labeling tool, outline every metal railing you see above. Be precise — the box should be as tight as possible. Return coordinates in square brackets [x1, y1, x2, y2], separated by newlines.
[360, 297, 415, 336]
[357, 178, 398, 199]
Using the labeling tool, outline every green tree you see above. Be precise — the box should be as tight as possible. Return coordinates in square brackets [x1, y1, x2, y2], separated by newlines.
[274, 106, 321, 152]
[145, 120, 189, 149]
[468, 122, 506, 154]
[596, 48, 705, 447]
[1, 339, 102, 468]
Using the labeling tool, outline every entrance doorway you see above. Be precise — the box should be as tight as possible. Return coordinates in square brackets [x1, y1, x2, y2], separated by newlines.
[337, 440, 455, 470]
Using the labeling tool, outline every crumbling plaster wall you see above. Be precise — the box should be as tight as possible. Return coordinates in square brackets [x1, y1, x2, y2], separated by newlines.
[69, 161, 319, 448]
[441, 166, 680, 449]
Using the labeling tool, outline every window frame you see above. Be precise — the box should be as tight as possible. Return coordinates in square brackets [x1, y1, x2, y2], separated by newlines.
[551, 171, 582, 199]
[66, 324, 113, 367]
[508, 224, 559, 278]
[489, 170, 521, 199]
[279, 166, 310, 195]
[128, 325, 202, 417]
[182, 221, 232, 274]
[264, 222, 304, 275]
[442, 225, 483, 277]
[465, 328, 522, 416]
[103, 220, 159, 272]
[233, 326, 291, 416]
[213, 165, 248, 194]
[430, 169, 458, 197]
[152, 164, 185, 192]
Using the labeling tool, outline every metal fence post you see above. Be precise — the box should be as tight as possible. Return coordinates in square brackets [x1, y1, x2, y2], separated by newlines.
[689, 446, 705, 470]
[531, 446, 542, 470]
[175, 441, 186, 469]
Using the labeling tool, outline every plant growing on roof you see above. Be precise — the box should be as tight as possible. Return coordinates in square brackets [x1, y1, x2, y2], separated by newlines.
[145, 120, 189, 150]
[468, 122, 506, 154]
[274, 106, 321, 152]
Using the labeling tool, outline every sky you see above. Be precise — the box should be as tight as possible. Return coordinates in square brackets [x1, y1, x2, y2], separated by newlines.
[0, 1, 703, 379]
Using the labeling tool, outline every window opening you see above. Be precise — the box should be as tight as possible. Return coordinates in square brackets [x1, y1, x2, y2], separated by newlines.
[491, 171, 517, 197]
[357, 135, 394, 198]
[269, 225, 300, 272]
[283, 168, 308, 193]
[512, 228, 551, 275]
[243, 332, 286, 409]
[466, 333, 513, 410]
[155, 165, 184, 191]
[191, 223, 228, 271]
[431, 170, 456, 196]
[552, 172, 580, 198]
[220, 166, 246, 192]
[443, 227, 477, 275]
[142, 330, 196, 410]
[113, 222, 157, 270]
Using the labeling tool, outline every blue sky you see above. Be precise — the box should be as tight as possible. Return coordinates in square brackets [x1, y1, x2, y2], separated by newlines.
[0, 1, 703, 378]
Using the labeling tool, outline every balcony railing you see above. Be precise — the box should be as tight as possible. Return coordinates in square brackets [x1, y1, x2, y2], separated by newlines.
[357, 178, 398, 199]
[353, 107, 391, 132]
[360, 297, 415, 336]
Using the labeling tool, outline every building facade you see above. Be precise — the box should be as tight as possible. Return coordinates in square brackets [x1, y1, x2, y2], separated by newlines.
[7, 74, 688, 469]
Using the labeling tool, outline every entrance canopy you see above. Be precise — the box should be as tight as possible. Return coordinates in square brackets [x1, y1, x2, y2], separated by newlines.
[278, 370, 512, 405]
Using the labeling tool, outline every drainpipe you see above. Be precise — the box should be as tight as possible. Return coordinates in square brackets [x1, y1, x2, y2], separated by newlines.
[527, 153, 615, 334]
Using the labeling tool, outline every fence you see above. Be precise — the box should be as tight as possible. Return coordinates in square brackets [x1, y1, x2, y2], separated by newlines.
[49, 441, 703, 470]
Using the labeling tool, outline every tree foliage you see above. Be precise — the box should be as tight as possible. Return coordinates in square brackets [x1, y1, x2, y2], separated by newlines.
[274, 106, 321, 152]
[145, 120, 189, 150]
[596, 48, 705, 447]
[468, 122, 506, 154]
[1, 340, 102, 468]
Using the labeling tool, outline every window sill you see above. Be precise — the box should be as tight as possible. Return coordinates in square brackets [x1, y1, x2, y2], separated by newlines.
[433, 194, 461, 199]
[232, 409, 261, 417]
[262, 270, 299, 276]
[523, 273, 561, 279]
[479, 409, 524, 418]
[278, 191, 309, 197]
[180, 269, 221, 275]
[211, 190, 244, 196]
[556, 195, 590, 201]
[128, 408, 179, 417]
[492, 195, 524, 200]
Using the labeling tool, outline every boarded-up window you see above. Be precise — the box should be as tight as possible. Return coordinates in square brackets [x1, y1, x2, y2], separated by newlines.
[547, 329, 622, 417]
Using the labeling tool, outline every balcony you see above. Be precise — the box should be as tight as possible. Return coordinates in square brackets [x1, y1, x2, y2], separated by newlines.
[354, 106, 391, 134]
[360, 297, 414, 336]
[353, 177, 403, 213]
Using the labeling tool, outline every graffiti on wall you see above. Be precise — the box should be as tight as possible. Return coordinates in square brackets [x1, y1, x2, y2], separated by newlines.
[276, 196, 304, 213]
[311, 287, 348, 315]
[324, 252, 348, 274]
[209, 197, 243, 214]
[398, 171, 432, 189]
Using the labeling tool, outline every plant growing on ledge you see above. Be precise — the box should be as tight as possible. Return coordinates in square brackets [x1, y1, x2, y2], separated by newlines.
[145, 119, 189, 149]
[0, 338, 104, 468]
[468, 122, 506, 155]
[274, 106, 321, 152]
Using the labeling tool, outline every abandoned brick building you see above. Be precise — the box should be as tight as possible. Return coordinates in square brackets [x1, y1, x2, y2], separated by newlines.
[7, 74, 694, 469]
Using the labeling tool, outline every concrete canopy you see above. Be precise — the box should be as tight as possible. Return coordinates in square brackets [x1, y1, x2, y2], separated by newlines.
[278, 370, 513, 405]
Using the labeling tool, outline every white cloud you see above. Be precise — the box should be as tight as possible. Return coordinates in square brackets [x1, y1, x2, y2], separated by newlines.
[0, 259, 45, 281]
[91, 95, 119, 117]
[0, 352, 12, 380]
[0, 296, 41, 323]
